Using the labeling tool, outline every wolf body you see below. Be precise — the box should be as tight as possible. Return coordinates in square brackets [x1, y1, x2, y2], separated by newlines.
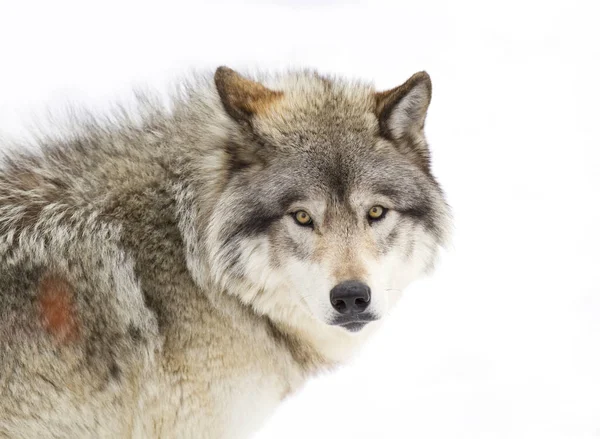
[0, 67, 450, 438]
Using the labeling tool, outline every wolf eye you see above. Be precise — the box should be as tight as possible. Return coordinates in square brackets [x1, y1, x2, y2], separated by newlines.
[368, 205, 388, 222]
[293, 210, 313, 227]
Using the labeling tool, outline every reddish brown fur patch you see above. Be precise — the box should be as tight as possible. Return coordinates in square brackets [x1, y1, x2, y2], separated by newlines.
[38, 273, 79, 343]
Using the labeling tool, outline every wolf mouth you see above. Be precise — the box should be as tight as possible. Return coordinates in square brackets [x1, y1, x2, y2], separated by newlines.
[330, 313, 379, 332]
[339, 321, 370, 332]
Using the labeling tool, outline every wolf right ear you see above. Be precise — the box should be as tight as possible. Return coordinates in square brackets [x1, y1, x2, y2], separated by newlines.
[214, 66, 283, 126]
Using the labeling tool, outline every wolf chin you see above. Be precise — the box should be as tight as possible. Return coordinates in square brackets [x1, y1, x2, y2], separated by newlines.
[0, 66, 451, 438]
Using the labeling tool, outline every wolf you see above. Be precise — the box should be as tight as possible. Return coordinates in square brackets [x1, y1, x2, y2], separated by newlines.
[0, 66, 450, 438]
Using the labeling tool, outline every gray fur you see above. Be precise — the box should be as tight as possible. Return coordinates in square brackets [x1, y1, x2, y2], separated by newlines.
[0, 67, 450, 438]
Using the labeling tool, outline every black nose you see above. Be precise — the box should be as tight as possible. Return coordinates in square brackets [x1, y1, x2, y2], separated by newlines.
[330, 280, 371, 315]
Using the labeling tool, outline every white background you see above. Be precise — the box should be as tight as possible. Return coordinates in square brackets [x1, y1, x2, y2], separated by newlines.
[1, 1, 599, 438]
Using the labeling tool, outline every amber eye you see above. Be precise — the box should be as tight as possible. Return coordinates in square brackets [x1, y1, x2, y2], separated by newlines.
[293, 210, 313, 226]
[368, 205, 387, 221]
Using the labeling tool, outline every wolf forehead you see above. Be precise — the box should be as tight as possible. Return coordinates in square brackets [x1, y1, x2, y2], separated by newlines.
[228, 149, 433, 211]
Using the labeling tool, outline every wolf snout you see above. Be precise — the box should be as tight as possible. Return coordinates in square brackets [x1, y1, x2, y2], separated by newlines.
[330, 280, 371, 315]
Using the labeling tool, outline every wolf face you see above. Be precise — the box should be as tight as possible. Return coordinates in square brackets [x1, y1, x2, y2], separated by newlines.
[204, 67, 450, 336]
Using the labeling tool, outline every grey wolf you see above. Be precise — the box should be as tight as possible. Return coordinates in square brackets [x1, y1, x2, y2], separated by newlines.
[0, 66, 451, 438]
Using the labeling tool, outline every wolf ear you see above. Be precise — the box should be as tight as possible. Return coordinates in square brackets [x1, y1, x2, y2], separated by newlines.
[375, 71, 432, 140]
[374, 71, 432, 169]
[214, 66, 283, 126]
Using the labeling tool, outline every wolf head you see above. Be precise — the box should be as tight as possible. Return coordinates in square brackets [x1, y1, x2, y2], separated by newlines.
[186, 67, 450, 342]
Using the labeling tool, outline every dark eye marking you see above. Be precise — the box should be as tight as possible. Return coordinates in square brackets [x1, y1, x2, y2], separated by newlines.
[398, 204, 430, 219]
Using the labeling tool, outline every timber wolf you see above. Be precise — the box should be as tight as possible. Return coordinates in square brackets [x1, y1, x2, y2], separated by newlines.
[0, 66, 451, 438]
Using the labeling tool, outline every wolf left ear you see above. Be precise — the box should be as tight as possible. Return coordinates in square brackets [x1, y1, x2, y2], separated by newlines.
[375, 71, 432, 139]
[375, 72, 432, 167]
[214, 66, 283, 126]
